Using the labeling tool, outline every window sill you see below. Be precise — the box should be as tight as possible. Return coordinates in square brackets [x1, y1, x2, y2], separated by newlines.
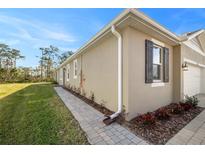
[151, 82, 165, 87]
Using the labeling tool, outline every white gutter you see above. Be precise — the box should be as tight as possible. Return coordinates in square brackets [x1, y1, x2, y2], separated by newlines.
[109, 25, 123, 119]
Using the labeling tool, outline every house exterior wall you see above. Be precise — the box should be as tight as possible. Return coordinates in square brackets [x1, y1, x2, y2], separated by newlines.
[57, 33, 121, 112]
[56, 28, 130, 113]
[56, 25, 205, 121]
[173, 45, 182, 102]
[180, 43, 205, 96]
[124, 27, 174, 120]
[201, 69, 205, 93]
[58, 68, 63, 86]
[80, 35, 118, 111]
[65, 56, 82, 89]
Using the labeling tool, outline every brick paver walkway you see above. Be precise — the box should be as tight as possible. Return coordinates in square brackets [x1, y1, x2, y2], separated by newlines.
[166, 110, 205, 145]
[54, 87, 148, 145]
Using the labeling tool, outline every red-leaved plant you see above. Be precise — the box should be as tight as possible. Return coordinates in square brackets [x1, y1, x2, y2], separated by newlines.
[140, 112, 156, 126]
[171, 103, 184, 114]
[154, 107, 170, 120]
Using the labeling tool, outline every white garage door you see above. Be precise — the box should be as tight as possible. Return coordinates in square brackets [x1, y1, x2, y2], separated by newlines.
[184, 65, 201, 96]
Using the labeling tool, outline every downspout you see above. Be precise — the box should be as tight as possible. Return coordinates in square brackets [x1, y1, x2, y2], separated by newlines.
[103, 25, 123, 124]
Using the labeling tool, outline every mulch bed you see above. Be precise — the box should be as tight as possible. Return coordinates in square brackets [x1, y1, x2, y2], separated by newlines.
[125, 104, 204, 145]
[61, 86, 204, 145]
[62, 86, 114, 116]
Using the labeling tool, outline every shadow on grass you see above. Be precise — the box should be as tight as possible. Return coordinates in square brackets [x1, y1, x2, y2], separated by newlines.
[0, 83, 89, 145]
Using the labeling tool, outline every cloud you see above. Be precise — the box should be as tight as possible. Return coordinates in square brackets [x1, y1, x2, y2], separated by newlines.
[0, 14, 76, 43]
[43, 30, 75, 42]
[58, 47, 77, 52]
[13, 28, 38, 41]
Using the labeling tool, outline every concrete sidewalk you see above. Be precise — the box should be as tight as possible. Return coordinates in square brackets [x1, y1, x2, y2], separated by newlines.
[54, 87, 148, 145]
[166, 110, 205, 145]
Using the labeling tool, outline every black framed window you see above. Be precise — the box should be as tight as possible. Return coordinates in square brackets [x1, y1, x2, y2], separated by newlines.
[145, 40, 169, 83]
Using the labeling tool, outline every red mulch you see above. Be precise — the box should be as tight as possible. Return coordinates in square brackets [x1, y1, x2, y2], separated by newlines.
[126, 104, 204, 145]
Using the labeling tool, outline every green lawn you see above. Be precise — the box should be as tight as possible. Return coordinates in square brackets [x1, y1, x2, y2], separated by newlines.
[0, 83, 89, 145]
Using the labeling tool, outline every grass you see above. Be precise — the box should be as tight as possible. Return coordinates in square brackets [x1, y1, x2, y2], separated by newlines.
[0, 83, 31, 99]
[0, 83, 89, 145]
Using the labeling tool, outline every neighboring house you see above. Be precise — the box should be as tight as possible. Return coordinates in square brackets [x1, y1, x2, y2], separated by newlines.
[55, 9, 205, 121]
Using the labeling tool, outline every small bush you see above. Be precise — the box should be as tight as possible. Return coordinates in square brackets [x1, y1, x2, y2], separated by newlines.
[91, 93, 95, 102]
[185, 95, 199, 107]
[154, 107, 170, 120]
[140, 112, 156, 125]
[76, 87, 81, 95]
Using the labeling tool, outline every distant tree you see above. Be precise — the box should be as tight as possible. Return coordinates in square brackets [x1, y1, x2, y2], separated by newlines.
[39, 45, 59, 78]
[0, 43, 10, 69]
[10, 49, 25, 68]
[59, 51, 74, 64]
[0, 43, 25, 82]
[0, 43, 24, 69]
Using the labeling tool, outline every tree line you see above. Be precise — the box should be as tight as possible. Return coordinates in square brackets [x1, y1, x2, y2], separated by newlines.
[0, 43, 73, 83]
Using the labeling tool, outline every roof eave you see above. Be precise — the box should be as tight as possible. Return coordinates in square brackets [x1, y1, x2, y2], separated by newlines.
[57, 9, 133, 70]
[56, 9, 181, 70]
[181, 29, 205, 42]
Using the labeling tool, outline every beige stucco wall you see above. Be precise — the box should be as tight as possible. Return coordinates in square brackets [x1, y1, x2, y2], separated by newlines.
[201, 69, 205, 93]
[58, 27, 131, 113]
[80, 35, 118, 111]
[124, 27, 174, 120]
[64, 56, 82, 89]
[57, 26, 179, 121]
[57, 68, 63, 86]
[173, 45, 182, 102]
[59, 33, 120, 112]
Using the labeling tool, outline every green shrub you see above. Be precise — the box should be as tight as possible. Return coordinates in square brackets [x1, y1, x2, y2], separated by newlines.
[185, 95, 199, 107]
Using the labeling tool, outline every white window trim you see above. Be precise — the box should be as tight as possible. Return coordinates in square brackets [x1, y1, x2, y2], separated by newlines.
[73, 59, 78, 79]
[151, 82, 165, 87]
[67, 64, 70, 81]
[60, 68, 63, 81]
